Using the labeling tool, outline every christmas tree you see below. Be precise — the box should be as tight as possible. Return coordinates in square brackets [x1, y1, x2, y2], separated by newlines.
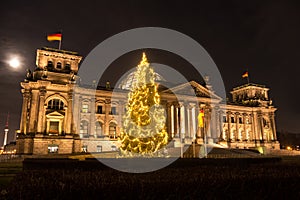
[119, 53, 168, 156]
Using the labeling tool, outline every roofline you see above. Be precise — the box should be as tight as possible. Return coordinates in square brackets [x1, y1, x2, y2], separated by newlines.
[40, 47, 79, 56]
[232, 83, 269, 92]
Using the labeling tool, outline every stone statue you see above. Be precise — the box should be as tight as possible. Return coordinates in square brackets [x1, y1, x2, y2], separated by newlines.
[25, 69, 33, 80]
[70, 71, 75, 82]
[42, 67, 48, 79]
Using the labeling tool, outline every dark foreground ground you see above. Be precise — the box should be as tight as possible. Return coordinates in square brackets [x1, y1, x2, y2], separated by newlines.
[0, 157, 300, 199]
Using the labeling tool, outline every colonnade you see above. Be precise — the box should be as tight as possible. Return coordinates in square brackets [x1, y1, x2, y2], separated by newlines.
[220, 111, 277, 142]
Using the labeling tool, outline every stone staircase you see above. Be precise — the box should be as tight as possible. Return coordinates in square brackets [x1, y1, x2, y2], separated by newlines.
[166, 145, 262, 158]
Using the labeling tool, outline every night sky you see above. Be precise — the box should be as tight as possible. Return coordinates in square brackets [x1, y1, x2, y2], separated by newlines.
[0, 0, 300, 145]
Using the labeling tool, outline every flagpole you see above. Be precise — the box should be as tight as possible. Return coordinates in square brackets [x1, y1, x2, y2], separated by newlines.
[247, 68, 250, 84]
[58, 29, 63, 50]
[59, 40, 62, 50]
[203, 113, 207, 158]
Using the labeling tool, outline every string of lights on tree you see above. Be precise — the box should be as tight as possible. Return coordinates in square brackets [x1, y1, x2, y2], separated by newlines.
[119, 53, 168, 156]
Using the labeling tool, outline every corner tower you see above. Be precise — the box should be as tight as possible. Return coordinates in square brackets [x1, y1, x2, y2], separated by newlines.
[230, 83, 272, 107]
[17, 48, 82, 154]
[219, 83, 279, 150]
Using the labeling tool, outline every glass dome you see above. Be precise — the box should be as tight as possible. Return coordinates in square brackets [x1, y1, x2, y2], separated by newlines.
[118, 71, 166, 90]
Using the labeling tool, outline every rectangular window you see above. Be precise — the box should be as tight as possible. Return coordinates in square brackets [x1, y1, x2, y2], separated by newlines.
[111, 107, 117, 115]
[65, 63, 71, 70]
[53, 99, 60, 110]
[97, 105, 103, 114]
[97, 145, 102, 152]
[49, 121, 59, 134]
[111, 145, 117, 151]
[59, 101, 64, 110]
[223, 116, 227, 123]
[231, 117, 235, 123]
[82, 104, 89, 113]
[239, 117, 243, 124]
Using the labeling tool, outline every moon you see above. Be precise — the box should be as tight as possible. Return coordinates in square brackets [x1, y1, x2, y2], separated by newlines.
[8, 58, 20, 68]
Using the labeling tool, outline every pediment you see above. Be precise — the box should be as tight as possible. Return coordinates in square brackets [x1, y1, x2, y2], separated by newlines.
[161, 81, 222, 101]
[46, 111, 65, 118]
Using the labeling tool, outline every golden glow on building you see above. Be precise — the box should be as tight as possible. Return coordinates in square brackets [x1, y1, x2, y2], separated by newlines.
[15, 47, 280, 155]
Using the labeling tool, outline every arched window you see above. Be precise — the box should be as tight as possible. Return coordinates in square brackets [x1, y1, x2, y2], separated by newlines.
[239, 117, 243, 124]
[109, 122, 117, 139]
[222, 116, 227, 123]
[80, 120, 89, 138]
[231, 116, 235, 123]
[97, 105, 103, 114]
[65, 63, 71, 70]
[82, 104, 89, 113]
[110, 106, 117, 115]
[263, 118, 269, 128]
[47, 99, 64, 110]
[95, 121, 103, 137]
[47, 60, 53, 68]
[56, 62, 62, 69]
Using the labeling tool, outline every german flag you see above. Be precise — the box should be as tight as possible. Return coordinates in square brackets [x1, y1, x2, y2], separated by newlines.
[242, 71, 248, 78]
[198, 109, 204, 128]
[47, 33, 62, 41]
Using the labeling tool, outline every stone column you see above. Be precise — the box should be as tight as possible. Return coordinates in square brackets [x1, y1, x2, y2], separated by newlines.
[28, 90, 39, 134]
[251, 112, 255, 141]
[190, 103, 196, 139]
[104, 99, 110, 136]
[196, 107, 201, 138]
[37, 87, 46, 134]
[118, 100, 125, 136]
[186, 104, 191, 138]
[166, 102, 172, 138]
[235, 112, 239, 141]
[204, 105, 211, 140]
[243, 113, 247, 140]
[210, 106, 217, 140]
[46, 120, 50, 133]
[185, 103, 190, 138]
[170, 104, 174, 137]
[73, 93, 80, 134]
[215, 108, 221, 140]
[89, 98, 96, 137]
[65, 91, 74, 134]
[249, 112, 257, 140]
[221, 111, 227, 140]
[191, 104, 197, 138]
[20, 90, 30, 134]
[227, 111, 231, 141]
[179, 103, 185, 139]
[269, 113, 277, 140]
[78, 96, 83, 135]
[174, 104, 179, 138]
[257, 112, 264, 140]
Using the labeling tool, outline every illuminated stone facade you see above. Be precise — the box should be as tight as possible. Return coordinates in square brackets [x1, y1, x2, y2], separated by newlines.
[16, 48, 279, 155]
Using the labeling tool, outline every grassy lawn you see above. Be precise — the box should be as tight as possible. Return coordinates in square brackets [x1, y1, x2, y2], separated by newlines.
[0, 162, 22, 184]
[0, 157, 299, 199]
